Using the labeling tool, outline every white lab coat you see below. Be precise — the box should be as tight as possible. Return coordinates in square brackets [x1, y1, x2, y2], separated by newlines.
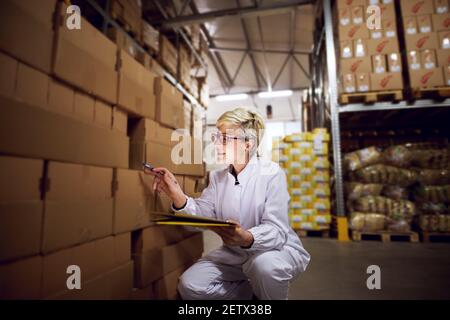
[173, 155, 311, 300]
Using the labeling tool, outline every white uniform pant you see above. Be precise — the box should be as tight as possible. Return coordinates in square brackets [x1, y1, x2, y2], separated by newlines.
[178, 246, 304, 300]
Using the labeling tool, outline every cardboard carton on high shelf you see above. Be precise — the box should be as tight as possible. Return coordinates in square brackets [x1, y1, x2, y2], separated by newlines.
[383, 19, 398, 38]
[409, 67, 445, 88]
[134, 233, 203, 288]
[0, 95, 130, 168]
[154, 77, 184, 129]
[0, 0, 55, 74]
[400, 0, 435, 16]
[117, 49, 156, 118]
[432, 13, 450, 32]
[367, 37, 400, 55]
[438, 30, 450, 48]
[110, 0, 142, 37]
[338, 24, 370, 41]
[94, 100, 113, 130]
[47, 79, 74, 117]
[42, 162, 114, 254]
[0, 51, 17, 98]
[158, 35, 177, 76]
[374, 3, 396, 21]
[435, 0, 450, 14]
[73, 91, 95, 124]
[417, 14, 433, 33]
[437, 48, 450, 67]
[335, 0, 366, 11]
[113, 168, 156, 234]
[141, 21, 159, 53]
[106, 26, 138, 59]
[340, 57, 372, 74]
[443, 65, 450, 84]
[15, 62, 50, 109]
[0, 156, 43, 263]
[43, 234, 132, 299]
[405, 32, 439, 50]
[53, 3, 118, 104]
[0, 256, 42, 299]
[48, 261, 134, 300]
[184, 100, 193, 134]
[370, 72, 404, 90]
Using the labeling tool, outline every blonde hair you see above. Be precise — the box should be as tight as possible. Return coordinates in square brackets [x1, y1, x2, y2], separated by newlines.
[216, 107, 265, 156]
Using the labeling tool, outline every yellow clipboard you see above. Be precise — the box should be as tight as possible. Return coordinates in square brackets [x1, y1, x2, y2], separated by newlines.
[151, 212, 236, 228]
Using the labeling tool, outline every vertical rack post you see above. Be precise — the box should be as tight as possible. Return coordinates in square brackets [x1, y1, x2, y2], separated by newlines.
[324, 0, 345, 218]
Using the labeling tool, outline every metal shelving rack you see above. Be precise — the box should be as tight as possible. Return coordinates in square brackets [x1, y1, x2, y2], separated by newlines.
[314, 0, 450, 218]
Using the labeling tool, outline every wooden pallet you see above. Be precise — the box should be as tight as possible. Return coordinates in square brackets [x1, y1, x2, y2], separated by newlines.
[412, 87, 450, 100]
[352, 230, 419, 242]
[420, 231, 450, 243]
[295, 228, 330, 238]
[339, 90, 403, 105]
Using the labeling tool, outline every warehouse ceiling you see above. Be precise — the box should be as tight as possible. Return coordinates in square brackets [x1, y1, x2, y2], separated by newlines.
[144, 0, 315, 96]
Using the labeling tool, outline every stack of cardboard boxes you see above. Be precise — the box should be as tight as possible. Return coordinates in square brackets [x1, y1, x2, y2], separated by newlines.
[0, 0, 206, 299]
[158, 35, 178, 77]
[336, 0, 404, 94]
[273, 129, 332, 231]
[109, 0, 142, 38]
[402, 0, 450, 88]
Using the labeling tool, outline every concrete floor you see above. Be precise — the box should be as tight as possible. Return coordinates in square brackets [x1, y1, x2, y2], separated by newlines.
[202, 230, 450, 300]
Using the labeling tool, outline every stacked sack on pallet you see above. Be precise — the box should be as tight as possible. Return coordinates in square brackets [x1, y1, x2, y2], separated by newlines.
[344, 144, 450, 233]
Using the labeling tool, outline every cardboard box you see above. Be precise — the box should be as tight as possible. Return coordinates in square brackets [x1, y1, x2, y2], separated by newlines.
[341, 73, 356, 93]
[372, 54, 387, 73]
[340, 57, 372, 74]
[443, 65, 450, 84]
[0, 156, 44, 262]
[438, 30, 450, 48]
[110, 0, 142, 36]
[15, 62, 49, 109]
[335, 0, 366, 10]
[409, 68, 445, 88]
[158, 35, 177, 75]
[184, 176, 202, 197]
[383, 19, 397, 38]
[356, 73, 370, 92]
[408, 50, 422, 69]
[418, 14, 433, 33]
[0, 256, 43, 299]
[106, 26, 138, 59]
[388, 52, 402, 72]
[154, 77, 184, 129]
[432, 13, 450, 31]
[437, 48, 450, 66]
[352, 6, 365, 25]
[42, 161, 114, 253]
[377, 3, 396, 20]
[141, 21, 159, 53]
[400, 0, 434, 16]
[370, 72, 404, 90]
[0, 95, 129, 168]
[134, 233, 203, 288]
[353, 38, 368, 57]
[367, 37, 400, 54]
[48, 80, 75, 117]
[338, 24, 370, 40]
[117, 50, 156, 118]
[405, 32, 439, 50]
[53, 4, 118, 104]
[421, 49, 438, 68]
[47, 261, 133, 300]
[133, 225, 199, 254]
[94, 100, 113, 129]
[371, 29, 384, 40]
[404, 16, 419, 35]
[435, 0, 450, 14]
[0, 0, 55, 73]
[153, 265, 188, 300]
[337, 6, 351, 26]
[340, 40, 353, 59]
[0, 51, 17, 98]
[113, 168, 156, 234]
[73, 91, 95, 123]
[112, 107, 128, 135]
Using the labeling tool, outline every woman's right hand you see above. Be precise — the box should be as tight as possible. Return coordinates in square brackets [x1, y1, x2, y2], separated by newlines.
[143, 167, 187, 208]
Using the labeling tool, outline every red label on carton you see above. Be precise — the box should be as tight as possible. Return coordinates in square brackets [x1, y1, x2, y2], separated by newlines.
[348, 26, 359, 38]
[412, 1, 426, 14]
[421, 71, 434, 85]
[380, 74, 394, 88]
[416, 36, 431, 49]
[376, 40, 389, 53]
[351, 60, 363, 72]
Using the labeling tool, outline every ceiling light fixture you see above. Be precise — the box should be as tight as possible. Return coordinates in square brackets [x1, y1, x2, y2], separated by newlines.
[258, 90, 293, 98]
[215, 93, 249, 101]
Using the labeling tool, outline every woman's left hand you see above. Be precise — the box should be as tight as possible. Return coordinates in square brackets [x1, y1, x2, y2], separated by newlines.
[210, 220, 254, 248]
